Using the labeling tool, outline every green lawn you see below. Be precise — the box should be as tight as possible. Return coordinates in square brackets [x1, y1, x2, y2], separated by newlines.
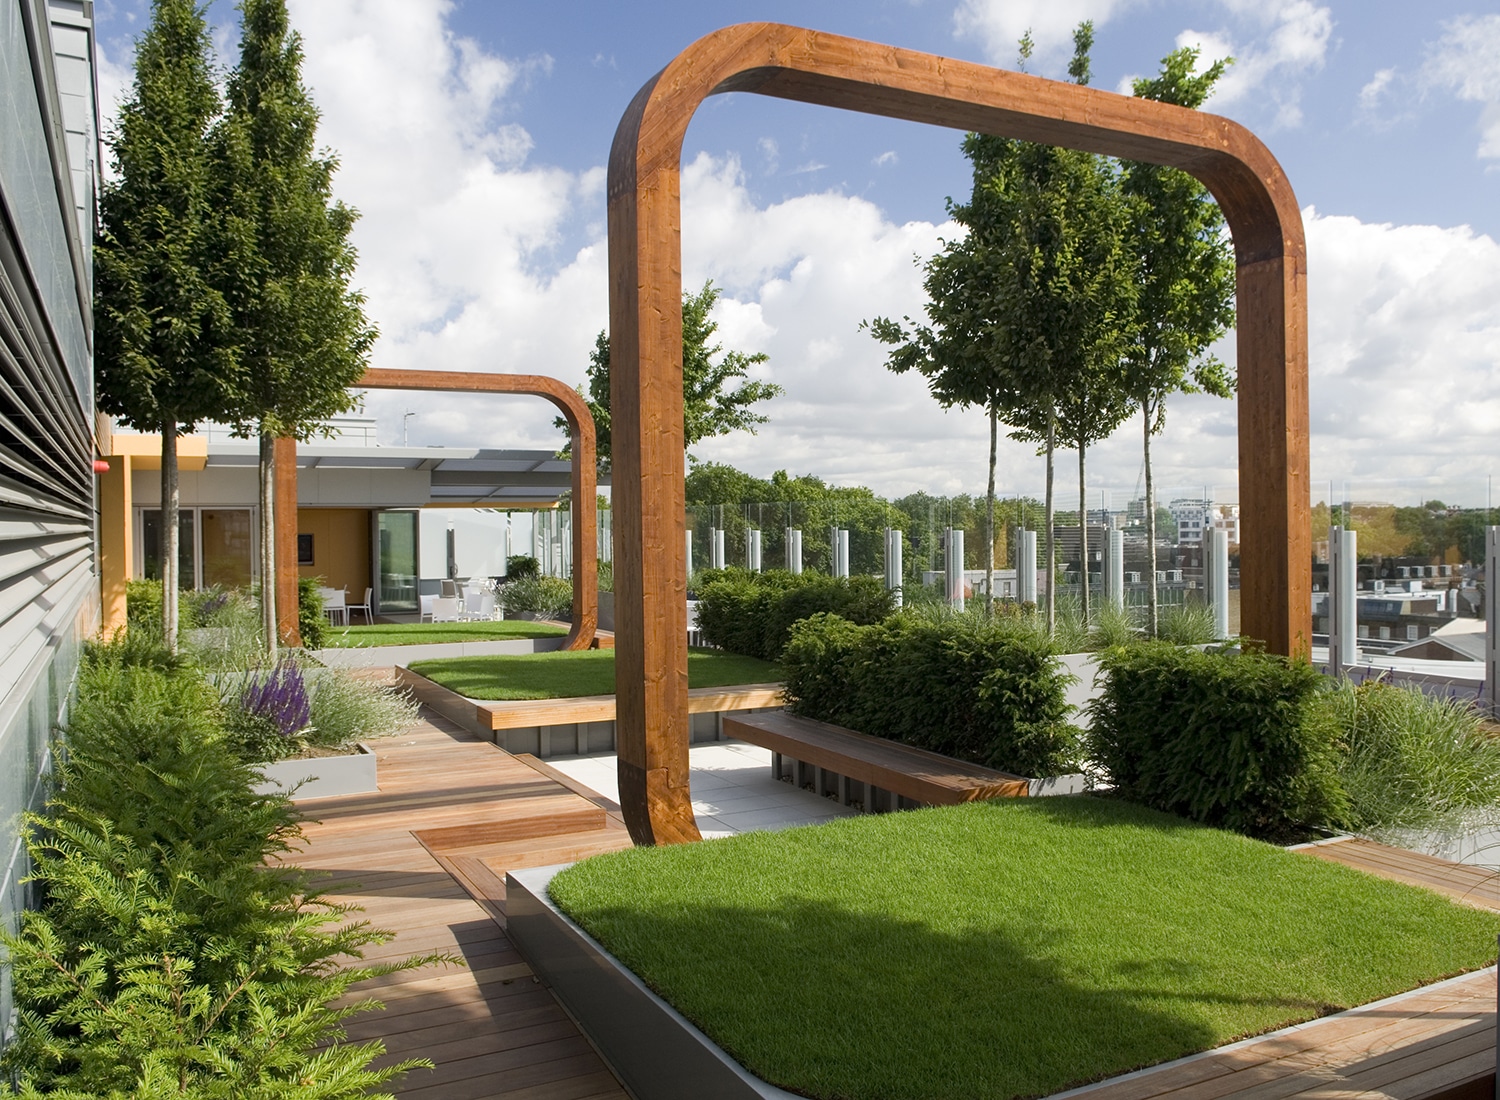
[407, 648, 780, 700]
[323, 620, 566, 648]
[549, 797, 1500, 1100]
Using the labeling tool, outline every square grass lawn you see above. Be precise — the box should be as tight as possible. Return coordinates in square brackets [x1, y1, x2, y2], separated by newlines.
[407, 647, 780, 700]
[549, 796, 1500, 1100]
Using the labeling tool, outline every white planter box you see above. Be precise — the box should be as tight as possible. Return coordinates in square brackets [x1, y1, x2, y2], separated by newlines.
[255, 743, 377, 801]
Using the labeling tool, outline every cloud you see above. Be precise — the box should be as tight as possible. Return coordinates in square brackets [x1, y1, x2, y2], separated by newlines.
[1417, 14, 1500, 160]
[952, 0, 1133, 68]
[1175, 1, 1333, 129]
[873, 150, 899, 168]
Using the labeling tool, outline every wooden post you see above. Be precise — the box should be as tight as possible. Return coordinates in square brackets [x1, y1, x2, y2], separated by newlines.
[274, 436, 301, 648]
[355, 368, 599, 653]
[608, 23, 1310, 845]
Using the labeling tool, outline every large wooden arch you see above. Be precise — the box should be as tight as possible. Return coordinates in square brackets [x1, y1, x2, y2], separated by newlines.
[609, 23, 1310, 845]
[356, 368, 598, 651]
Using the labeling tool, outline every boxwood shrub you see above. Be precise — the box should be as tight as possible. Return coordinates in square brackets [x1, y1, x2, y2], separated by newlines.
[1087, 642, 1346, 839]
[780, 612, 1080, 778]
[694, 569, 894, 660]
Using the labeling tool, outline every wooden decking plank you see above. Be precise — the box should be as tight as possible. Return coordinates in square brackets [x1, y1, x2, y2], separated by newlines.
[285, 704, 627, 1098]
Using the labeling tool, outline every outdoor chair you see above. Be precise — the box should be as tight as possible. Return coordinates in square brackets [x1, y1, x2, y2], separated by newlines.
[439, 578, 459, 599]
[431, 596, 461, 623]
[419, 594, 437, 623]
[321, 588, 348, 627]
[348, 587, 373, 624]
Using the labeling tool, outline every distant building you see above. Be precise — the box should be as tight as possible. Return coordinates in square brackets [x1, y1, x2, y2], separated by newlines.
[1169, 499, 1240, 545]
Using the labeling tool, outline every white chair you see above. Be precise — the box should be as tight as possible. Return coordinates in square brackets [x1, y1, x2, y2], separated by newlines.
[348, 587, 373, 624]
[439, 578, 459, 599]
[322, 588, 347, 627]
[420, 594, 437, 623]
[431, 596, 461, 623]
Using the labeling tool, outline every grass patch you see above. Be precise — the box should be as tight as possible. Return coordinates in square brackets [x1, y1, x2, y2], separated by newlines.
[323, 620, 566, 648]
[408, 648, 780, 700]
[549, 797, 1500, 1100]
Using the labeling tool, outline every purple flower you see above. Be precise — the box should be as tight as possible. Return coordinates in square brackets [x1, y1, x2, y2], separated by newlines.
[240, 659, 312, 740]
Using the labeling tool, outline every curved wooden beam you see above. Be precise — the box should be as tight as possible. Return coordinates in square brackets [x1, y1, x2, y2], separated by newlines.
[608, 23, 1310, 845]
[357, 368, 598, 652]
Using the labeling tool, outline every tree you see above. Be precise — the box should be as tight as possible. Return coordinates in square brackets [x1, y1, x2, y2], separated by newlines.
[216, 0, 376, 652]
[565, 281, 783, 468]
[95, 0, 243, 652]
[1121, 47, 1237, 636]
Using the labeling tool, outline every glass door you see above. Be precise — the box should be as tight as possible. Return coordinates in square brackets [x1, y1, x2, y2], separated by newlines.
[376, 510, 419, 613]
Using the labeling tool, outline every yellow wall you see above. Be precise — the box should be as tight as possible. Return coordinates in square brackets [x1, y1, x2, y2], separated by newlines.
[296, 508, 371, 602]
[97, 453, 132, 637]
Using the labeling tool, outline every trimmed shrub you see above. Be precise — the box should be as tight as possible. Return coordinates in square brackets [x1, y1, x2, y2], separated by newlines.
[695, 569, 895, 660]
[1315, 679, 1500, 842]
[781, 613, 1079, 778]
[505, 554, 540, 581]
[298, 575, 327, 649]
[1087, 643, 1345, 838]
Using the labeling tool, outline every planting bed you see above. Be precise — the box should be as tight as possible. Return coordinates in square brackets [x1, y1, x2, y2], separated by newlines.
[545, 797, 1500, 1100]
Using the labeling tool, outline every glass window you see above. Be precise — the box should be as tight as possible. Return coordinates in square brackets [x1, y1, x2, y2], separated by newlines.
[201, 509, 253, 588]
[377, 511, 419, 613]
[141, 509, 195, 587]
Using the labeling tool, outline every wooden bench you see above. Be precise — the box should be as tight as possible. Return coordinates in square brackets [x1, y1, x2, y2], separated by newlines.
[721, 710, 1035, 813]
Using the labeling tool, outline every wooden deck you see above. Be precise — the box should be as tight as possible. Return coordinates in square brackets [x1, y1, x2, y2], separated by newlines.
[289, 703, 632, 1099]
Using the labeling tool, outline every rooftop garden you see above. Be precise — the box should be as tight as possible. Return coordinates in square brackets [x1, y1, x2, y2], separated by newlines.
[549, 796, 1500, 1100]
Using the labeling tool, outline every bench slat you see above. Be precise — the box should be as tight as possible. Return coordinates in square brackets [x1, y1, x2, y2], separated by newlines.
[723, 711, 1030, 805]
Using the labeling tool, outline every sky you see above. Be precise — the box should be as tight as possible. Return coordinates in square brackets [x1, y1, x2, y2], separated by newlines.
[92, 0, 1500, 511]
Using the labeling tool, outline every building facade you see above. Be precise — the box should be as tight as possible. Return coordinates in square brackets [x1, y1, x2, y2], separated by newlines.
[0, 0, 99, 1036]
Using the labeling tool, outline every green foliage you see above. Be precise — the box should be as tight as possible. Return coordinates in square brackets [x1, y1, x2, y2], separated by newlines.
[298, 575, 326, 650]
[94, 0, 243, 436]
[1088, 644, 1346, 838]
[1314, 681, 1500, 842]
[505, 554, 540, 581]
[781, 613, 1079, 777]
[1156, 602, 1219, 646]
[694, 570, 895, 661]
[500, 575, 573, 618]
[304, 669, 418, 751]
[1, 638, 432, 1096]
[566, 281, 783, 466]
[125, 578, 164, 637]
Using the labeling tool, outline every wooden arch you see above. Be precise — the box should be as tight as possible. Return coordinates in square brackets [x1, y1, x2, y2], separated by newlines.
[609, 23, 1310, 845]
[357, 368, 598, 652]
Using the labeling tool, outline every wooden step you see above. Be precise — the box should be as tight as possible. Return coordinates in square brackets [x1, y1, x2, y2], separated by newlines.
[412, 801, 604, 851]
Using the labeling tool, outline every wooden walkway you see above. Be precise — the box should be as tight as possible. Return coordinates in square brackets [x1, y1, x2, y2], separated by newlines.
[289, 703, 632, 1100]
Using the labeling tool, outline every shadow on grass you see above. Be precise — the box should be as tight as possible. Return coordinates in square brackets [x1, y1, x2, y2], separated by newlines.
[566, 891, 1305, 1100]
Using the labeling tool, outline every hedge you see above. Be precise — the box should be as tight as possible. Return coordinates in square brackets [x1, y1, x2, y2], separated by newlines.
[1087, 643, 1346, 839]
[780, 612, 1080, 779]
[693, 569, 894, 661]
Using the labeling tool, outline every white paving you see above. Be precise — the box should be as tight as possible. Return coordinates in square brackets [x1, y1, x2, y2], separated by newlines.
[549, 740, 858, 839]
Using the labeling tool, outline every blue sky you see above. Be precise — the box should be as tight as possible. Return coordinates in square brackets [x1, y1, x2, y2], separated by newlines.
[94, 1, 1500, 508]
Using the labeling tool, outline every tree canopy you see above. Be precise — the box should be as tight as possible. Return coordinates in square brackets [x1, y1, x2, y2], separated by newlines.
[567, 281, 782, 467]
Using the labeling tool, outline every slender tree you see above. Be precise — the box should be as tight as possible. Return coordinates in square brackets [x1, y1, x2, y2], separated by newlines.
[565, 281, 782, 468]
[95, 0, 242, 652]
[1121, 48, 1237, 635]
[216, 0, 375, 652]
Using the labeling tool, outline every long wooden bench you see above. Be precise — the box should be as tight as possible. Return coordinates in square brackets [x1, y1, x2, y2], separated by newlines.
[722, 710, 1040, 813]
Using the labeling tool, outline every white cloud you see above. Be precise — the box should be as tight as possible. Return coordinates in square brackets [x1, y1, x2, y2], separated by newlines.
[952, 0, 1133, 68]
[1176, 1, 1333, 129]
[873, 150, 899, 168]
[1418, 14, 1500, 160]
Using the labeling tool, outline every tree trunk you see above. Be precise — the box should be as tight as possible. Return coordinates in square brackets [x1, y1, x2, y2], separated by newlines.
[1144, 401, 1159, 637]
[1079, 441, 1090, 624]
[161, 418, 179, 652]
[985, 404, 997, 619]
[1044, 416, 1056, 636]
[259, 430, 277, 657]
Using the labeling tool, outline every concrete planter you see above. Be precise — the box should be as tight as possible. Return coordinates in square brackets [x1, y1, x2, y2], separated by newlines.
[1056, 651, 1104, 729]
[254, 743, 376, 801]
[313, 635, 567, 668]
